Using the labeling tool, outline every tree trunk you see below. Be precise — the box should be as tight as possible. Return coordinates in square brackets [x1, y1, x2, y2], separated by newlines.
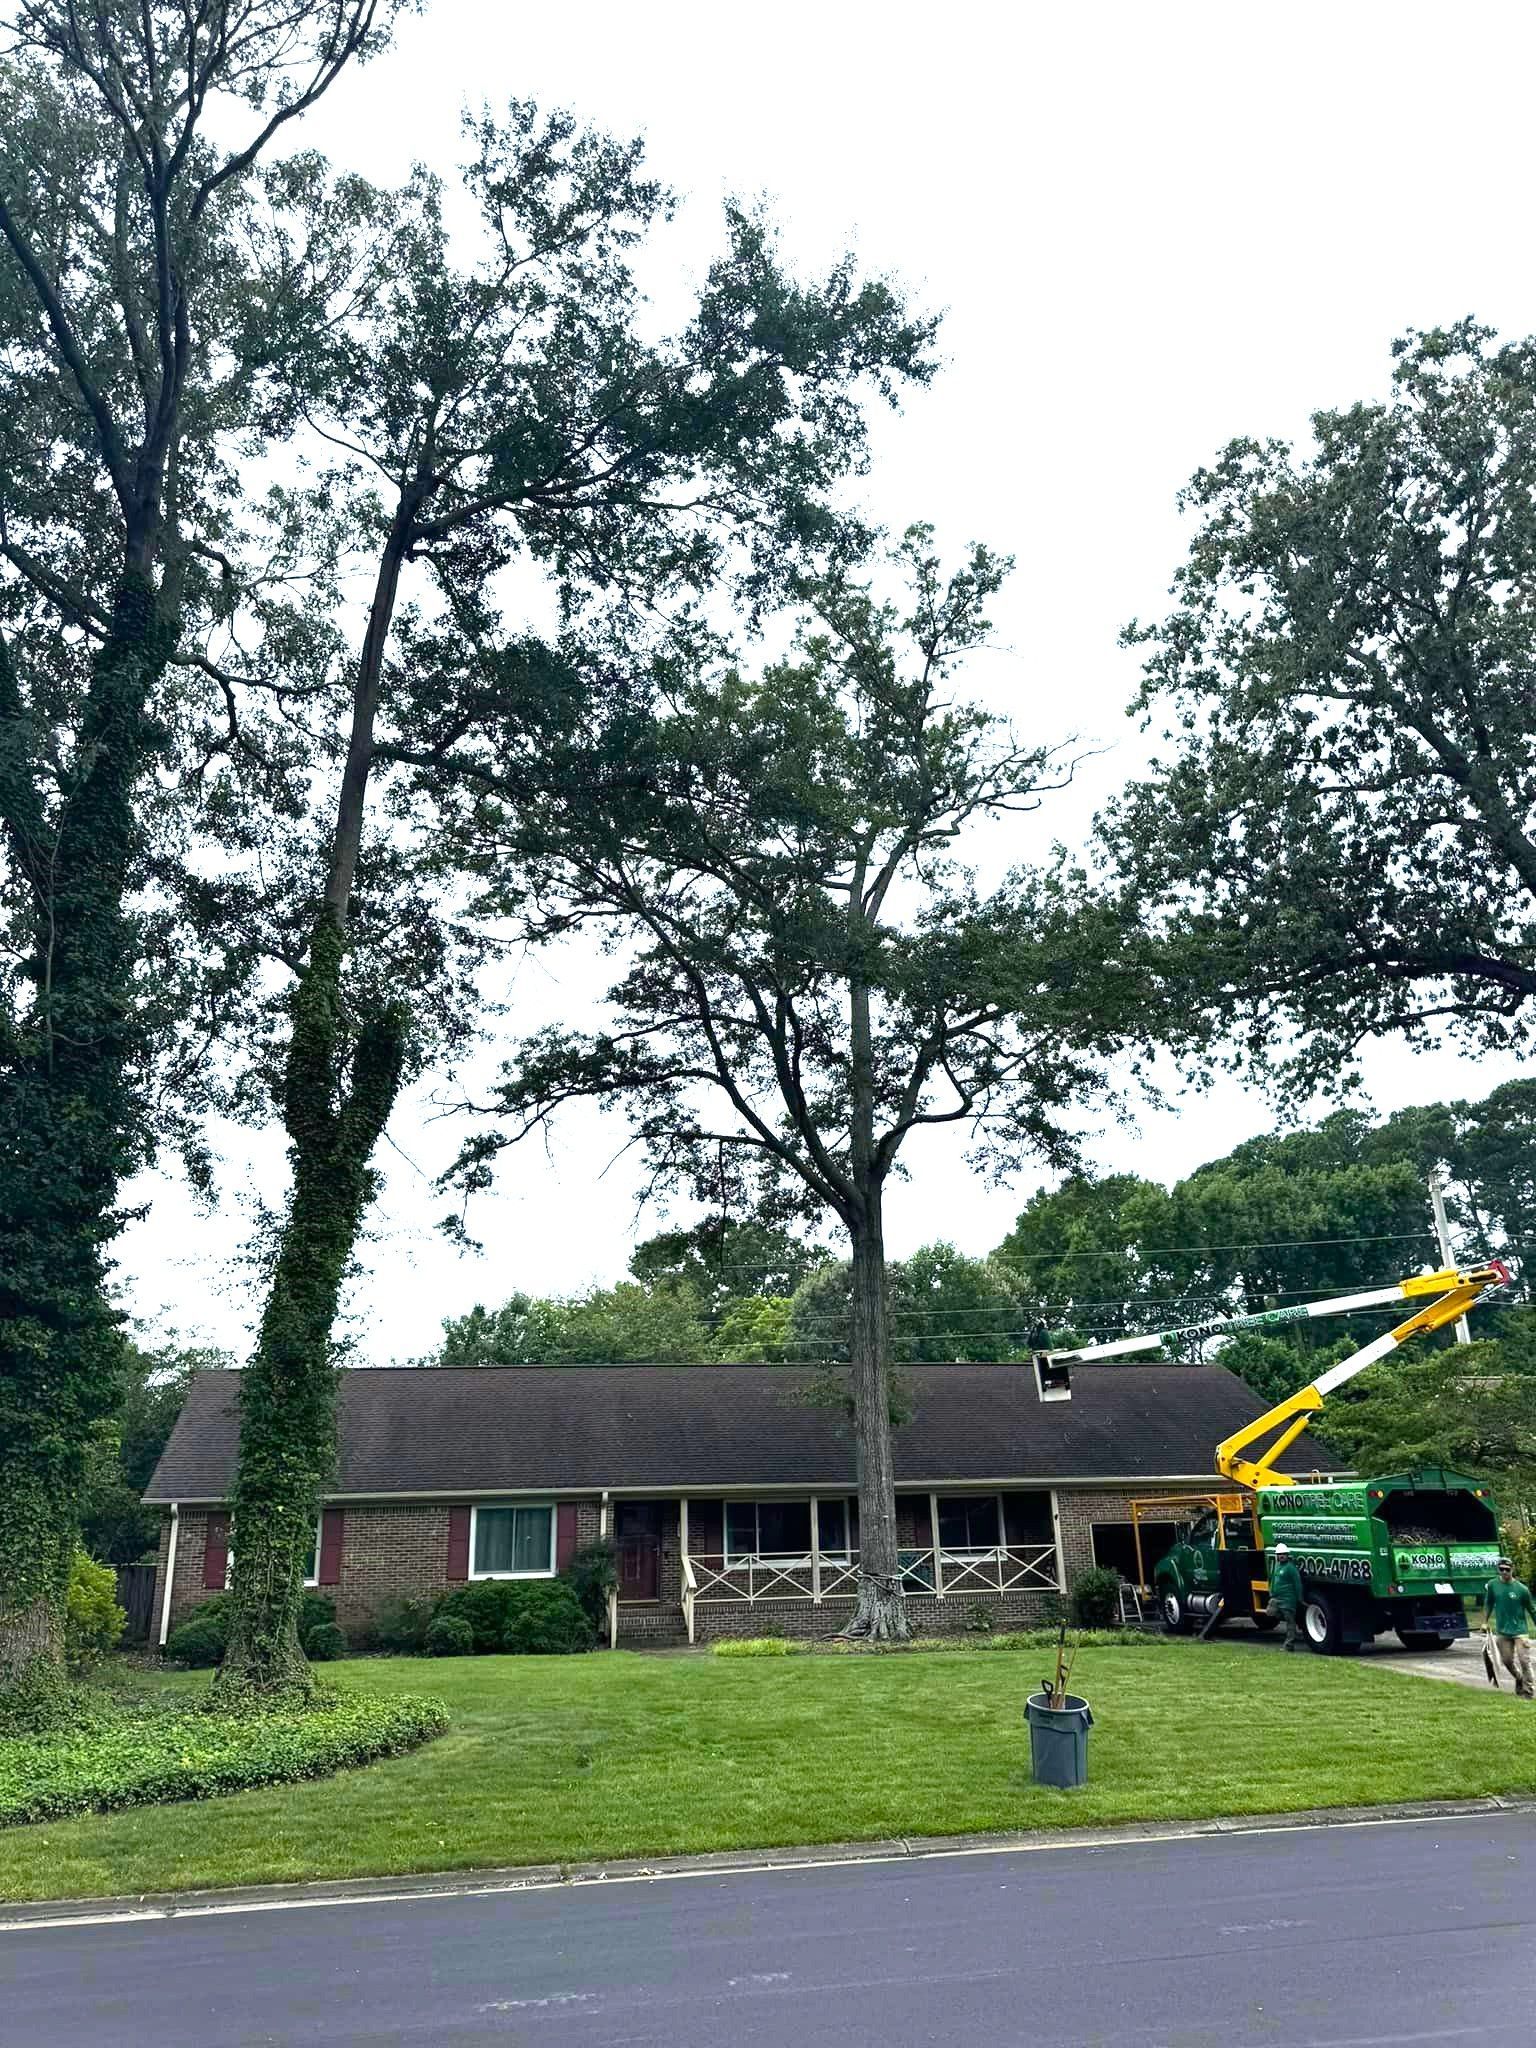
[839, 925, 908, 1642]
[842, 1192, 910, 1640]
[216, 506, 416, 1700]
[217, 921, 407, 1698]
[0, 571, 172, 1690]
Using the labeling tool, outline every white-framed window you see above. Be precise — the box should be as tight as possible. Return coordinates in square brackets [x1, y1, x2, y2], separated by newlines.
[937, 1494, 1001, 1556]
[303, 1516, 321, 1588]
[723, 1498, 854, 1563]
[470, 1503, 556, 1579]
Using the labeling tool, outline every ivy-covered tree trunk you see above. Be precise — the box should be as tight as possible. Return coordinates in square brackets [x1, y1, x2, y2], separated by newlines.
[217, 517, 412, 1700]
[217, 919, 405, 1698]
[0, 575, 171, 1686]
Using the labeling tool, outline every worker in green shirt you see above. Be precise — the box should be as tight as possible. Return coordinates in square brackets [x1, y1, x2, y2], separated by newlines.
[1269, 1542, 1304, 1652]
[1482, 1557, 1536, 1698]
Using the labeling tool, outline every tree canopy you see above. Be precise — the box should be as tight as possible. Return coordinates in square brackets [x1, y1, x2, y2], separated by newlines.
[1103, 322, 1536, 1094]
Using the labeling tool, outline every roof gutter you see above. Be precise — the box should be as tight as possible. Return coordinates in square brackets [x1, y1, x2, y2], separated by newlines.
[157, 1503, 179, 1648]
[141, 1472, 1315, 1509]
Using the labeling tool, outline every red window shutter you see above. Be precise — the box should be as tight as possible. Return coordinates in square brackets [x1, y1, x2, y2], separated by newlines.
[204, 1512, 230, 1590]
[318, 1507, 345, 1586]
[556, 1502, 578, 1572]
[446, 1506, 471, 1581]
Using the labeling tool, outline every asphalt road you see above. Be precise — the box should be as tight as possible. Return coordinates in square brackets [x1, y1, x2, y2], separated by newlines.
[7, 1814, 1536, 2048]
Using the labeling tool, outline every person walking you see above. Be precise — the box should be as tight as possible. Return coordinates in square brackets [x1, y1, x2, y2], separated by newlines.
[1482, 1556, 1536, 1699]
[1269, 1542, 1305, 1652]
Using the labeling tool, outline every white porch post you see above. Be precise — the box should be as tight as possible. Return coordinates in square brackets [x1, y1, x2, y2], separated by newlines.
[929, 1491, 945, 1600]
[1049, 1488, 1067, 1593]
[680, 1497, 694, 1645]
[810, 1497, 822, 1604]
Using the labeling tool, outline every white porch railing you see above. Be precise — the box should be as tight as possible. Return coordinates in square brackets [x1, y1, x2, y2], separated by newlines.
[680, 1544, 1059, 1641]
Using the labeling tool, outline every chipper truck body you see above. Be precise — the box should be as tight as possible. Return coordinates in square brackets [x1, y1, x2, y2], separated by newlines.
[1035, 1259, 1512, 1654]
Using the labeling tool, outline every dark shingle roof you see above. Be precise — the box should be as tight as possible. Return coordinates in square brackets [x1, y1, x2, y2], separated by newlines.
[145, 1362, 1273, 1501]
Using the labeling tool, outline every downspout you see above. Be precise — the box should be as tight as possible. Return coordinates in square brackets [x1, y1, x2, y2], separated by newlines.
[157, 1503, 180, 1648]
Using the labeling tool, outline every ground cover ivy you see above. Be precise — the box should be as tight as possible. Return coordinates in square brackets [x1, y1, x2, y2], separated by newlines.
[0, 1687, 447, 1828]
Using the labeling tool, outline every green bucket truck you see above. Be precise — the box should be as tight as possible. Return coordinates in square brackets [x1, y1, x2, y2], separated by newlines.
[1036, 1259, 1512, 1655]
[1148, 1470, 1500, 1654]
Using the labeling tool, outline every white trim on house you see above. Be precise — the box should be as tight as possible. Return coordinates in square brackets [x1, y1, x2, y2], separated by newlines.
[147, 1474, 1257, 1508]
[468, 1501, 557, 1580]
[303, 1513, 322, 1589]
[158, 1503, 180, 1646]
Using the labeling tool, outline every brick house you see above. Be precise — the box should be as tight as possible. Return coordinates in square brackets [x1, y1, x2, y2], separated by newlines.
[145, 1361, 1270, 1648]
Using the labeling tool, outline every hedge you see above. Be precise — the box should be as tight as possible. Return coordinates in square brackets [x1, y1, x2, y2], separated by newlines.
[0, 1689, 448, 1829]
[711, 1628, 1171, 1657]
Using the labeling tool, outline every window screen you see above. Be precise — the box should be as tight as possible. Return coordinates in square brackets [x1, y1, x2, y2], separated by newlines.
[938, 1496, 1001, 1551]
[473, 1505, 553, 1576]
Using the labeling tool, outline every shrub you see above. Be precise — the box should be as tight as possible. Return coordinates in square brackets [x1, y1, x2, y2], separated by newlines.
[165, 1591, 346, 1668]
[370, 1597, 436, 1656]
[303, 1623, 348, 1662]
[425, 1614, 474, 1658]
[0, 1689, 449, 1828]
[1070, 1566, 1124, 1628]
[963, 1603, 997, 1634]
[433, 1579, 594, 1655]
[65, 1552, 126, 1672]
[710, 1636, 806, 1656]
[562, 1542, 619, 1630]
[164, 1600, 229, 1668]
[1500, 1522, 1535, 1585]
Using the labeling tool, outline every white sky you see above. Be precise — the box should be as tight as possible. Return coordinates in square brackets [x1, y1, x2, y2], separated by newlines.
[119, 0, 1534, 1362]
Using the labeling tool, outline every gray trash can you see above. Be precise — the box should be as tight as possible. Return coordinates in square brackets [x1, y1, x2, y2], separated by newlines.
[1025, 1691, 1093, 1787]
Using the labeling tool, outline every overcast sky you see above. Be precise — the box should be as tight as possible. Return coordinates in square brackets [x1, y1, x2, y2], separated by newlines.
[119, 0, 1535, 1363]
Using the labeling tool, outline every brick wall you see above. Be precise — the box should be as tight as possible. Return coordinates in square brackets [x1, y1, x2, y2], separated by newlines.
[1054, 1483, 1212, 1585]
[158, 1497, 612, 1646]
[152, 1483, 1218, 1650]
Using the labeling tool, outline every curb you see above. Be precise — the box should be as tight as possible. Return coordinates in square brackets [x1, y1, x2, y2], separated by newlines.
[3, 1794, 1534, 1933]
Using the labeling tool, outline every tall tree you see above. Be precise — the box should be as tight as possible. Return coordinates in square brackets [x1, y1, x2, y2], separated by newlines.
[217, 105, 937, 1693]
[435, 532, 1146, 1638]
[0, 0, 401, 1686]
[1103, 322, 1536, 1095]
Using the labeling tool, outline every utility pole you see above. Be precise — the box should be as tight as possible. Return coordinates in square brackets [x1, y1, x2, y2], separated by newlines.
[1430, 1173, 1472, 1345]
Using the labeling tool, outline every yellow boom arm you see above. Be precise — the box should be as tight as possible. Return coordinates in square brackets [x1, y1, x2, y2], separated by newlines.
[1214, 1262, 1510, 1490]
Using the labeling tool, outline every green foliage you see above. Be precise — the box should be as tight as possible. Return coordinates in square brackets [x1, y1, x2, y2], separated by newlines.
[709, 1627, 1168, 1657]
[963, 1604, 998, 1633]
[711, 1637, 807, 1656]
[0, 1689, 448, 1829]
[1105, 321, 1536, 1087]
[79, 1345, 225, 1565]
[369, 1598, 437, 1656]
[303, 1624, 347, 1664]
[433, 1581, 595, 1656]
[788, 1243, 1032, 1363]
[1322, 1336, 1536, 1506]
[64, 1553, 125, 1673]
[433, 1281, 713, 1365]
[561, 1543, 619, 1630]
[1499, 1522, 1536, 1585]
[167, 1594, 344, 1670]
[425, 1614, 475, 1658]
[1070, 1568, 1125, 1628]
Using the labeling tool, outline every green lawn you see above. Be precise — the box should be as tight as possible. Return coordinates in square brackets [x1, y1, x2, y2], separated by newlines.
[2, 1644, 1532, 1905]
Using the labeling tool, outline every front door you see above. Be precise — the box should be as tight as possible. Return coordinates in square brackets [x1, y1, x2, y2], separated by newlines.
[616, 1501, 663, 1602]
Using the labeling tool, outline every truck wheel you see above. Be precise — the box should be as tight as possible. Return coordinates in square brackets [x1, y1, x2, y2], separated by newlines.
[1398, 1629, 1454, 1652]
[1160, 1588, 1192, 1635]
[1302, 1592, 1357, 1655]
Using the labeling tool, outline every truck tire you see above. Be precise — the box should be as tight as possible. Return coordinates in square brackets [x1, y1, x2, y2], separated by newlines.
[1301, 1591, 1357, 1656]
[1160, 1587, 1192, 1635]
[1397, 1629, 1454, 1652]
